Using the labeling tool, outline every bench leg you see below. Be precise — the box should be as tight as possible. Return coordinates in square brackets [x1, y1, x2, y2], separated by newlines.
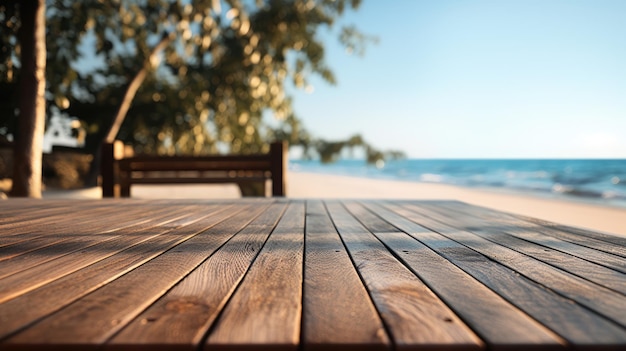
[120, 182, 131, 197]
[270, 141, 286, 196]
[101, 143, 116, 197]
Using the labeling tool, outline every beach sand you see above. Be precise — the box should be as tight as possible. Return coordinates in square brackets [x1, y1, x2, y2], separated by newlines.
[37, 171, 626, 237]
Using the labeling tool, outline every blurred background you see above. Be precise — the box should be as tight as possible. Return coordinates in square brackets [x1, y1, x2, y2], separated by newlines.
[1, 0, 625, 203]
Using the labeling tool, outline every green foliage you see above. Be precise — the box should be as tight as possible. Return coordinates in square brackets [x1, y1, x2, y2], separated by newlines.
[307, 134, 404, 164]
[1, 0, 402, 164]
[0, 0, 20, 138]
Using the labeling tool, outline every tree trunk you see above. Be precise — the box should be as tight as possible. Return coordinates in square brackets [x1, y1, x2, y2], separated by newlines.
[10, 0, 46, 198]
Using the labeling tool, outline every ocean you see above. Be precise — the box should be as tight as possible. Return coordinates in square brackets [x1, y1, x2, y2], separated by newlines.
[290, 159, 626, 208]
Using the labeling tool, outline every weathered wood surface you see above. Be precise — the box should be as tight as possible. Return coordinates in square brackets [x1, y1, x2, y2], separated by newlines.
[0, 199, 624, 351]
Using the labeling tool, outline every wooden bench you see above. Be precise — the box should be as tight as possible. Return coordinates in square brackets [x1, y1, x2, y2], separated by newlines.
[100, 141, 287, 197]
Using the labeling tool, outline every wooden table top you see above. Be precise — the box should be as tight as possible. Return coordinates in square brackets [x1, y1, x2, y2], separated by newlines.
[0, 199, 624, 351]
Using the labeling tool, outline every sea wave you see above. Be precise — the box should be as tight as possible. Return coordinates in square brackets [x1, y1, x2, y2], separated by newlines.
[419, 173, 443, 183]
[290, 159, 626, 208]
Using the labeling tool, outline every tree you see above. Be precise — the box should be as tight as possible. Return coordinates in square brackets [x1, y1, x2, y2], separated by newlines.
[64, 0, 376, 155]
[3, 0, 47, 197]
[1, 1, 403, 196]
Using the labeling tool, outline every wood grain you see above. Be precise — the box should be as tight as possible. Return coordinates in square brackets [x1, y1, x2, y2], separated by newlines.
[386, 202, 626, 345]
[1, 199, 625, 351]
[0, 205, 196, 303]
[0, 204, 124, 249]
[441, 201, 626, 269]
[347, 201, 564, 350]
[0, 203, 120, 231]
[0, 203, 74, 228]
[410, 203, 626, 322]
[445, 201, 626, 258]
[108, 203, 288, 351]
[0, 204, 178, 280]
[3, 203, 271, 349]
[301, 200, 389, 351]
[206, 201, 304, 351]
[326, 201, 483, 351]
[430, 202, 626, 294]
[0, 204, 238, 340]
[541, 223, 626, 252]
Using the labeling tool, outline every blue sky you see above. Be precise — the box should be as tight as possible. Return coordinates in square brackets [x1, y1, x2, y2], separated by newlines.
[288, 0, 626, 158]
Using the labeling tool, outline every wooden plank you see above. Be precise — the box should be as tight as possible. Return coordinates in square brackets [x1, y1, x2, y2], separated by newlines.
[0, 205, 144, 260]
[0, 203, 182, 282]
[347, 201, 565, 350]
[121, 155, 272, 166]
[441, 202, 626, 268]
[0, 199, 115, 231]
[123, 160, 271, 172]
[125, 170, 269, 178]
[0, 232, 119, 281]
[0, 233, 48, 249]
[205, 201, 304, 351]
[2, 202, 272, 350]
[446, 201, 626, 258]
[0, 198, 98, 216]
[301, 200, 389, 351]
[0, 201, 149, 237]
[522, 216, 626, 248]
[326, 201, 483, 351]
[0, 204, 199, 304]
[0, 203, 130, 250]
[107, 203, 288, 351]
[0, 204, 240, 340]
[126, 176, 268, 184]
[379, 201, 626, 348]
[429, 202, 626, 295]
[120, 159, 271, 179]
[0, 233, 96, 263]
[0, 201, 125, 237]
[0, 204, 75, 227]
[495, 231, 626, 293]
[393, 204, 624, 338]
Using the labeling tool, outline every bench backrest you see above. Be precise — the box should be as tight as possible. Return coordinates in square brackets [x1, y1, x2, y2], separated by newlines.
[101, 141, 286, 197]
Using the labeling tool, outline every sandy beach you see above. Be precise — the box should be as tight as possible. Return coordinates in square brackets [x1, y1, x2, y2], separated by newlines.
[36, 170, 626, 237]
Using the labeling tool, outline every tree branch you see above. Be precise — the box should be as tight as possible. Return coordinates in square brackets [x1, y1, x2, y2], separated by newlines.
[104, 32, 173, 144]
